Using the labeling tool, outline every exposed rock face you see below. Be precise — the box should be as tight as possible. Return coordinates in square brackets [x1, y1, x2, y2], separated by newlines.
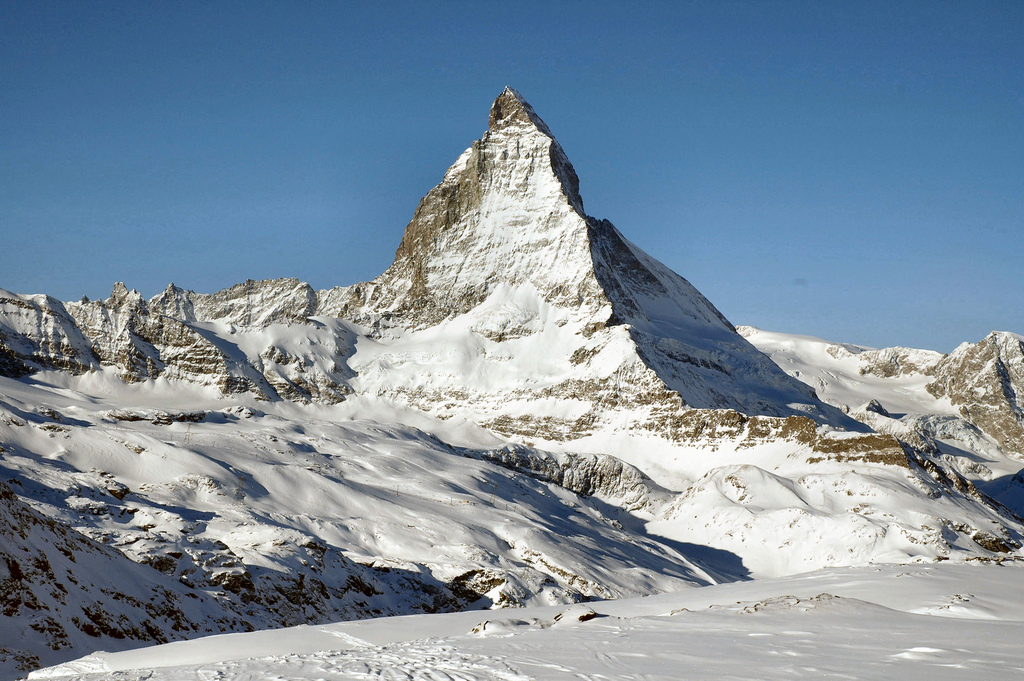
[466, 444, 665, 513]
[0, 290, 98, 377]
[739, 325, 1024, 530]
[12, 281, 350, 404]
[67, 283, 273, 397]
[927, 332, 1024, 456]
[149, 278, 317, 327]
[2, 279, 345, 405]
[0, 480, 235, 678]
[806, 336, 947, 381]
[854, 346, 944, 378]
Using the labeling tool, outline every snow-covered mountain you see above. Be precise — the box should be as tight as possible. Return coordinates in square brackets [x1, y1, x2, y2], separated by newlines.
[741, 326, 1024, 517]
[2, 90, 848, 435]
[3, 88, 1024, 678]
[927, 331, 1024, 456]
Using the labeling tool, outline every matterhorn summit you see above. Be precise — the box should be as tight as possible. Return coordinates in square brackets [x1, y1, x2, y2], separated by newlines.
[321, 87, 595, 324]
[318, 87, 840, 435]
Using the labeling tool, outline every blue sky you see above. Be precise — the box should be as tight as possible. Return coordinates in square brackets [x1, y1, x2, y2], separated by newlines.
[2, 1, 1021, 352]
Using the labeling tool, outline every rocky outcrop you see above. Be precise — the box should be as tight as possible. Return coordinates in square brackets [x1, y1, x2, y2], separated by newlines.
[2, 279, 343, 403]
[99, 515, 482, 633]
[150, 278, 317, 327]
[0, 290, 98, 377]
[854, 346, 944, 378]
[0, 480, 236, 678]
[67, 283, 273, 397]
[927, 332, 1024, 456]
[467, 444, 664, 512]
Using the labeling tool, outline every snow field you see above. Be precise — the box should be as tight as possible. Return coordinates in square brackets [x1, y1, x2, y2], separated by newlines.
[32, 562, 1024, 680]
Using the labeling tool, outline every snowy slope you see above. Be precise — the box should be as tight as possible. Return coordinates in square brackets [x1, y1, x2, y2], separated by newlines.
[0, 371, 722, 677]
[0, 477, 239, 679]
[3, 346, 1022, 674]
[738, 326, 1024, 459]
[736, 326, 947, 417]
[31, 562, 1024, 681]
[741, 326, 1024, 520]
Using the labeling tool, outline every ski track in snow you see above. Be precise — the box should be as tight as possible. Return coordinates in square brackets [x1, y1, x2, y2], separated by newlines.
[32, 607, 1024, 681]
[194, 644, 531, 681]
[45, 643, 531, 681]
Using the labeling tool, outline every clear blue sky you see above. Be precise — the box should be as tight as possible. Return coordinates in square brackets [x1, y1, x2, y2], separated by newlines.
[2, 1, 1021, 352]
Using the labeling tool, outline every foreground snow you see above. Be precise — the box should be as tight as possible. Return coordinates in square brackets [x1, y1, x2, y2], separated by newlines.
[32, 561, 1024, 680]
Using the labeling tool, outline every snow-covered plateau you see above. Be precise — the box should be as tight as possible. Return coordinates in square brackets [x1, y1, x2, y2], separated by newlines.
[3, 89, 1024, 679]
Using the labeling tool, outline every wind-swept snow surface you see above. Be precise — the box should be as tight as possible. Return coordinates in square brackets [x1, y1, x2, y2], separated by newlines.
[32, 563, 1024, 681]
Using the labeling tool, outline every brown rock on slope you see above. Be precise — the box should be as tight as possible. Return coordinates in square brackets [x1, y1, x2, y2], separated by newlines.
[0, 480, 235, 678]
[928, 332, 1024, 456]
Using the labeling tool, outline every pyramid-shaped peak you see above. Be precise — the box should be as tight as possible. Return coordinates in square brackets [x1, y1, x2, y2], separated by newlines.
[488, 87, 554, 137]
[326, 87, 741, 342]
[314, 88, 847, 424]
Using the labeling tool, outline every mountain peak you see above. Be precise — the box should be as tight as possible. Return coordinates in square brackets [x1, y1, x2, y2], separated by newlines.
[321, 89, 737, 336]
[484, 88, 582, 211]
[108, 281, 143, 309]
[311, 89, 842, 422]
[320, 88, 595, 327]
[488, 87, 553, 137]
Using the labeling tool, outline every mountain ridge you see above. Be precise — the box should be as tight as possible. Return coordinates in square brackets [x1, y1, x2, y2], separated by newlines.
[2, 89, 849, 430]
